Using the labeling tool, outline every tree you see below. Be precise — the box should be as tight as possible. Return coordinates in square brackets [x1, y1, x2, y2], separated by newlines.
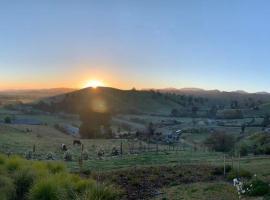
[79, 110, 111, 139]
[262, 115, 270, 129]
[204, 132, 235, 152]
[146, 122, 155, 142]
[208, 105, 218, 118]
[4, 116, 11, 124]
[239, 144, 248, 156]
[241, 124, 246, 134]
[147, 122, 155, 136]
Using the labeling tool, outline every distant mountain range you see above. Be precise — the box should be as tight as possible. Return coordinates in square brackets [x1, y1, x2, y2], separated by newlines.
[0, 88, 75, 97]
[144, 87, 270, 95]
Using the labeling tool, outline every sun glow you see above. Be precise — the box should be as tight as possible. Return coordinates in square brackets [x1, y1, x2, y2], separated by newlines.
[84, 80, 104, 88]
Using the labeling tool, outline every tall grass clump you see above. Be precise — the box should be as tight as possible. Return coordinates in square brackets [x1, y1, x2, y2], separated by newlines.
[5, 156, 25, 172]
[28, 177, 65, 200]
[77, 184, 119, 200]
[13, 168, 36, 200]
[0, 154, 118, 200]
[0, 175, 15, 200]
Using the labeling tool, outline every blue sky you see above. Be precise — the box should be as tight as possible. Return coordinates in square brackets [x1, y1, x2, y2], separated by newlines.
[0, 0, 270, 92]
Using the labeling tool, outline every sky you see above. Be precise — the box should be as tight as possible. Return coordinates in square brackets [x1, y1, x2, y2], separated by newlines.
[1, 0, 270, 92]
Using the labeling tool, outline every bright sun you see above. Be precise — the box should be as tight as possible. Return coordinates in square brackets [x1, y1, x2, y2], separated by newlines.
[84, 80, 104, 88]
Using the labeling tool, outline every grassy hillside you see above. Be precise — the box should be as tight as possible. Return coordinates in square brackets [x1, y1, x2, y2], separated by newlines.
[30, 87, 270, 119]
[34, 87, 185, 115]
[0, 88, 75, 105]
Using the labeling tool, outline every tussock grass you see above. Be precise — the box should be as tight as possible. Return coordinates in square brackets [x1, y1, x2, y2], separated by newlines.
[0, 154, 119, 200]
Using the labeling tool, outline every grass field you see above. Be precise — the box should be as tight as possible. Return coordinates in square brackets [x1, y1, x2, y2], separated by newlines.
[155, 182, 239, 200]
[1, 110, 270, 199]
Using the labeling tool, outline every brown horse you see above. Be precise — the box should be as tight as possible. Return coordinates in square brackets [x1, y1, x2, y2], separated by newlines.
[73, 140, 82, 146]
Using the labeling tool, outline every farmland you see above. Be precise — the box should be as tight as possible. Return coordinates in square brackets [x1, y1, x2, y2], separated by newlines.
[1, 88, 270, 199]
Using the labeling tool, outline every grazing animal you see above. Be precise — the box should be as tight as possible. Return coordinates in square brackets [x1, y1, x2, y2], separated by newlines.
[233, 178, 239, 186]
[73, 140, 82, 146]
[61, 144, 68, 151]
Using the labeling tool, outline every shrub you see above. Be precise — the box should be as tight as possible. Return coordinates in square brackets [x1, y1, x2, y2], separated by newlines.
[263, 193, 270, 200]
[46, 152, 54, 160]
[239, 170, 252, 179]
[244, 179, 270, 196]
[64, 151, 72, 161]
[227, 169, 252, 180]
[212, 165, 232, 175]
[4, 116, 11, 124]
[204, 132, 235, 152]
[239, 144, 249, 156]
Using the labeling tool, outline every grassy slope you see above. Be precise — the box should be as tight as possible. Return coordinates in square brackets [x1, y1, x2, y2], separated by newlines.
[157, 182, 239, 200]
[41, 87, 184, 115]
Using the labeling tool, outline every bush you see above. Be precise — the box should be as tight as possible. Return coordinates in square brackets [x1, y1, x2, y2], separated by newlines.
[244, 179, 270, 196]
[204, 132, 235, 152]
[239, 144, 249, 156]
[227, 169, 252, 180]
[4, 116, 11, 124]
[212, 165, 232, 175]
[46, 152, 54, 160]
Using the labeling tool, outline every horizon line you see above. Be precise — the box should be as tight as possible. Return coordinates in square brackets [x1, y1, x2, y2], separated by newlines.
[0, 86, 269, 95]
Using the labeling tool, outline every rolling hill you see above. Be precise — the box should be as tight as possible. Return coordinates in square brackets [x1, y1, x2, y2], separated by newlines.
[31, 87, 270, 117]
[33, 87, 185, 115]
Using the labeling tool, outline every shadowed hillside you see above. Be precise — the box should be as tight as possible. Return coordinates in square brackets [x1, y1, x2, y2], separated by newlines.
[32, 87, 270, 117]
[33, 87, 185, 115]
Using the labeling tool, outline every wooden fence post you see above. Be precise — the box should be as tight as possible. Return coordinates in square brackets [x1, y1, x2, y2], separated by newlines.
[223, 154, 226, 177]
[238, 152, 240, 177]
[120, 140, 123, 157]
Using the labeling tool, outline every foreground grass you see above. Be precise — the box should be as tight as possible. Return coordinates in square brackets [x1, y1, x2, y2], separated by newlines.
[155, 182, 239, 200]
[0, 154, 118, 200]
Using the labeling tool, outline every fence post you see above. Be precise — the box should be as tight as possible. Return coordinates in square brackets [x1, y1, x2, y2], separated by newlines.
[238, 152, 240, 177]
[223, 154, 226, 177]
[120, 140, 123, 157]
[231, 156, 234, 169]
[33, 144, 36, 153]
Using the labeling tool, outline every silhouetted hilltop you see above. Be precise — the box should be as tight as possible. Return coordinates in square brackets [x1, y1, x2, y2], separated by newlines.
[33, 87, 270, 116]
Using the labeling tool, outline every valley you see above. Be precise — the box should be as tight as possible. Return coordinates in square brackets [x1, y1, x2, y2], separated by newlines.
[1, 87, 270, 199]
